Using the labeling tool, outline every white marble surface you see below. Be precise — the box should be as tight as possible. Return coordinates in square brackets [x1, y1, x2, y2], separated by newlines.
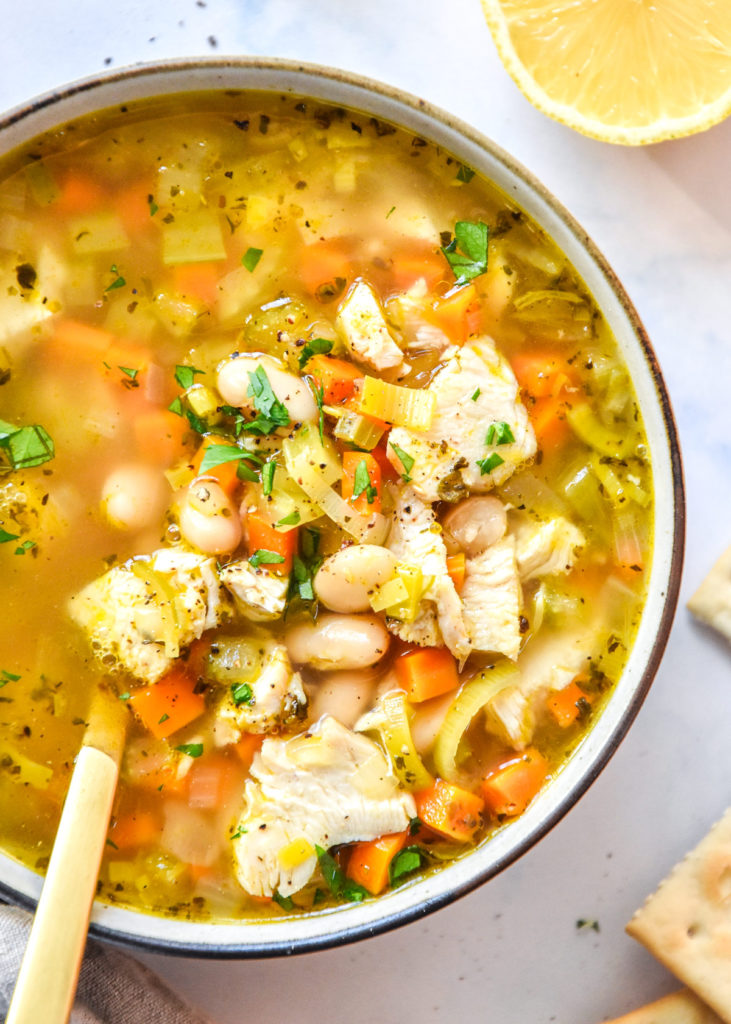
[2, 2, 731, 1022]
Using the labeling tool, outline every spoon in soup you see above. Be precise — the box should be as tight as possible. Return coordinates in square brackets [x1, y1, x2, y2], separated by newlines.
[6, 682, 128, 1024]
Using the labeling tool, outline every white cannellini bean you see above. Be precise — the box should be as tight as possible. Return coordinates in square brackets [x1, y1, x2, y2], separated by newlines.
[217, 353, 317, 424]
[286, 613, 390, 670]
[178, 479, 242, 555]
[409, 691, 455, 756]
[441, 495, 507, 557]
[308, 669, 380, 729]
[314, 545, 397, 613]
[100, 463, 170, 532]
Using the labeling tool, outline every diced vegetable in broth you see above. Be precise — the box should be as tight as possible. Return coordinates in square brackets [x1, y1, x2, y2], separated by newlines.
[0, 92, 652, 920]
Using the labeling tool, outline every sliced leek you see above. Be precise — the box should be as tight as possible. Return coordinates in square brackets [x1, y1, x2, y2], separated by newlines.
[512, 290, 585, 312]
[289, 454, 375, 541]
[433, 661, 518, 782]
[332, 411, 385, 450]
[565, 403, 626, 460]
[359, 376, 435, 429]
[369, 576, 409, 613]
[368, 691, 433, 791]
[282, 424, 340, 487]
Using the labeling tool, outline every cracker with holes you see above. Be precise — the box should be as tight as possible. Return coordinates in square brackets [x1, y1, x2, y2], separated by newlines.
[687, 545, 731, 642]
[626, 808, 731, 1023]
[604, 989, 723, 1024]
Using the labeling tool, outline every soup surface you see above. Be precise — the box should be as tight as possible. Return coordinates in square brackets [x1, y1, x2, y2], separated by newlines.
[0, 92, 652, 921]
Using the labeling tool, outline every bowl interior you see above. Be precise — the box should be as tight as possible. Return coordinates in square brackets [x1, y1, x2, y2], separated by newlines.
[0, 57, 684, 957]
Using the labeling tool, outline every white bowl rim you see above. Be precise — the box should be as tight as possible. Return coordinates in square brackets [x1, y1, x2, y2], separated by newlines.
[0, 55, 685, 959]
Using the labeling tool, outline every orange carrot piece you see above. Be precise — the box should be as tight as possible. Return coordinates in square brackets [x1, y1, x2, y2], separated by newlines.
[134, 409, 189, 467]
[395, 646, 459, 703]
[298, 239, 352, 297]
[172, 262, 222, 307]
[51, 319, 116, 362]
[446, 552, 466, 593]
[414, 780, 484, 842]
[342, 451, 382, 514]
[306, 354, 363, 405]
[429, 283, 478, 343]
[245, 508, 298, 574]
[464, 300, 482, 338]
[390, 245, 446, 291]
[346, 831, 409, 895]
[115, 181, 155, 236]
[369, 437, 400, 484]
[187, 753, 242, 809]
[54, 172, 106, 214]
[510, 351, 573, 398]
[104, 340, 151, 385]
[192, 435, 242, 497]
[481, 748, 548, 818]
[108, 809, 160, 850]
[234, 733, 264, 771]
[129, 665, 206, 740]
[546, 679, 593, 728]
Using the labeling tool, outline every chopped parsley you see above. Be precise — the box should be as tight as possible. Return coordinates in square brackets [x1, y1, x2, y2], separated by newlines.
[390, 846, 423, 883]
[315, 845, 368, 904]
[175, 742, 203, 758]
[476, 452, 505, 476]
[288, 528, 321, 604]
[312, 379, 326, 443]
[105, 264, 126, 291]
[106, 838, 119, 850]
[118, 692, 131, 701]
[273, 891, 294, 910]
[390, 443, 414, 482]
[0, 528, 20, 544]
[14, 540, 36, 555]
[408, 816, 422, 836]
[471, 388, 481, 401]
[386, 205, 396, 218]
[261, 461, 276, 496]
[231, 682, 254, 706]
[0, 421, 55, 470]
[276, 510, 301, 527]
[456, 164, 475, 183]
[230, 826, 247, 840]
[441, 219, 489, 285]
[118, 366, 139, 382]
[242, 366, 290, 435]
[486, 421, 515, 446]
[174, 364, 205, 390]
[242, 247, 263, 272]
[249, 549, 286, 569]
[298, 337, 333, 369]
[352, 459, 377, 504]
[0, 669, 20, 687]
[236, 460, 260, 483]
[199, 444, 254, 475]
[158, 713, 170, 725]
[147, 194, 159, 216]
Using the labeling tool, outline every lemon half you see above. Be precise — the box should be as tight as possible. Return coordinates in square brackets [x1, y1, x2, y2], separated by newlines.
[481, 0, 731, 144]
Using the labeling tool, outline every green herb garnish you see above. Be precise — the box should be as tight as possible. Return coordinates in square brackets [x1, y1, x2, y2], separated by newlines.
[199, 444, 252, 475]
[118, 366, 139, 381]
[242, 366, 290, 435]
[14, 540, 36, 555]
[390, 846, 423, 883]
[315, 845, 368, 904]
[242, 247, 263, 272]
[158, 713, 170, 725]
[352, 459, 377, 504]
[231, 682, 254, 706]
[105, 264, 126, 291]
[298, 337, 333, 369]
[276, 510, 301, 527]
[230, 826, 247, 840]
[486, 421, 515, 446]
[390, 443, 414, 482]
[0, 670, 20, 687]
[147, 194, 158, 216]
[273, 891, 294, 910]
[456, 165, 475, 183]
[262, 461, 276, 496]
[118, 692, 131, 701]
[441, 220, 489, 285]
[312, 379, 326, 443]
[386, 205, 395, 218]
[476, 452, 505, 476]
[175, 742, 203, 758]
[471, 388, 481, 402]
[288, 528, 321, 604]
[249, 549, 286, 569]
[0, 528, 20, 544]
[174, 364, 205, 390]
[0, 422, 55, 470]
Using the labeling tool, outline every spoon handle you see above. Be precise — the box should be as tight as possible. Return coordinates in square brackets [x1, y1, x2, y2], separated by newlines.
[6, 745, 120, 1024]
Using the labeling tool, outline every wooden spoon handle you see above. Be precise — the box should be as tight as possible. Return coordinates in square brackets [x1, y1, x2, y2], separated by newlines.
[7, 745, 120, 1024]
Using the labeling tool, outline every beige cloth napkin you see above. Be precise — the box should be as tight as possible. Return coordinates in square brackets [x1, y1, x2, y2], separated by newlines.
[0, 903, 213, 1024]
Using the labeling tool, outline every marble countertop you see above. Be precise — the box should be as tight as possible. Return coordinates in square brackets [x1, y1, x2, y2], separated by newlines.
[2, 2, 730, 1021]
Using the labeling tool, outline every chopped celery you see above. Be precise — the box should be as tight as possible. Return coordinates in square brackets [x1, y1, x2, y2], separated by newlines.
[559, 457, 610, 533]
[332, 411, 385, 450]
[185, 383, 223, 422]
[69, 212, 130, 255]
[359, 376, 435, 429]
[360, 691, 433, 791]
[369, 576, 409, 613]
[161, 210, 226, 265]
[591, 456, 627, 508]
[565, 402, 627, 459]
[153, 291, 205, 336]
[384, 564, 431, 623]
[433, 661, 518, 783]
[282, 425, 341, 487]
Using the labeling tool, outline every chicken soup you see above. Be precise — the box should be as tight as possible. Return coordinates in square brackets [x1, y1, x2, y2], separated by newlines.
[0, 92, 652, 919]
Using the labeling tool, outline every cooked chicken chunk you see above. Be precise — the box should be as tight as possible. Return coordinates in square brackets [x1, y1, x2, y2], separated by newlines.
[216, 642, 307, 736]
[389, 279, 451, 354]
[336, 280, 404, 371]
[218, 560, 289, 621]
[387, 339, 536, 502]
[512, 515, 586, 580]
[386, 486, 470, 660]
[69, 548, 226, 684]
[232, 716, 415, 897]
[461, 537, 522, 661]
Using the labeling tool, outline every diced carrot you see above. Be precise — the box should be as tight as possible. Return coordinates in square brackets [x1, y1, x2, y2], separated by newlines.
[306, 354, 363, 405]
[134, 409, 189, 467]
[511, 351, 576, 452]
[414, 780, 484, 842]
[245, 508, 298, 574]
[172, 262, 222, 307]
[298, 239, 352, 297]
[103, 340, 151, 387]
[446, 552, 466, 592]
[395, 646, 459, 703]
[529, 394, 572, 451]
[546, 679, 593, 728]
[342, 451, 382, 514]
[183, 636, 213, 684]
[108, 809, 160, 850]
[233, 733, 264, 771]
[129, 665, 206, 740]
[465, 300, 482, 338]
[346, 831, 409, 895]
[192, 435, 242, 497]
[51, 319, 116, 363]
[115, 181, 155, 237]
[429, 283, 478, 343]
[369, 437, 400, 484]
[187, 753, 242, 809]
[188, 863, 215, 882]
[389, 244, 446, 291]
[481, 748, 548, 819]
[54, 172, 106, 214]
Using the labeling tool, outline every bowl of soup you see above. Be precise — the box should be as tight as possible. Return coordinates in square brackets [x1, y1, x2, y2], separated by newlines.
[0, 58, 683, 956]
